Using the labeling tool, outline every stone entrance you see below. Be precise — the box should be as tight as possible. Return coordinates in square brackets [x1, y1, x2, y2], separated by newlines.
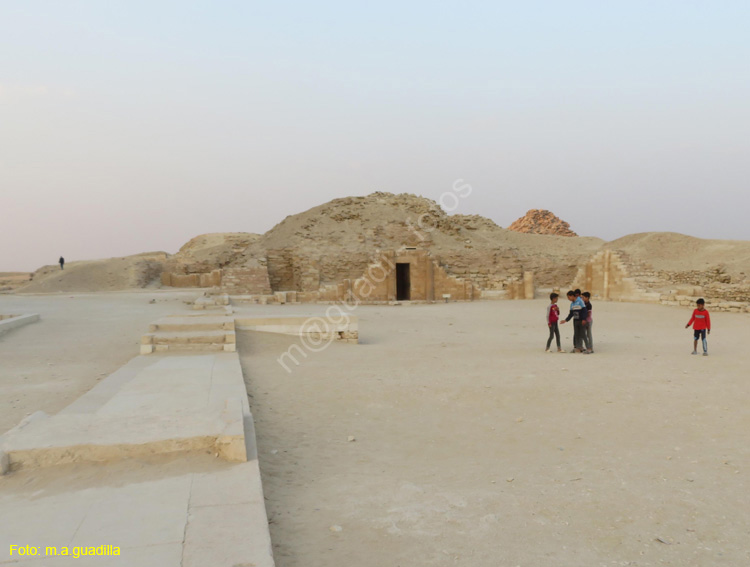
[396, 263, 411, 300]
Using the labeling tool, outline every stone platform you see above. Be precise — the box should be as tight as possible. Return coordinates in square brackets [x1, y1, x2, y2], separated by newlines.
[1, 354, 250, 472]
[0, 313, 40, 337]
[141, 314, 237, 354]
[0, 458, 273, 567]
[0, 350, 275, 566]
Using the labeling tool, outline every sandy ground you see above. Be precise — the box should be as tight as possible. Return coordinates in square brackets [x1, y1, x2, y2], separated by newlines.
[0, 272, 31, 292]
[3, 295, 750, 566]
[239, 300, 750, 567]
[0, 290, 196, 432]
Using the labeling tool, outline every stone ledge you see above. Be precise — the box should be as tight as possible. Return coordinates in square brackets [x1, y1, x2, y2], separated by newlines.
[0, 354, 250, 472]
[0, 313, 40, 336]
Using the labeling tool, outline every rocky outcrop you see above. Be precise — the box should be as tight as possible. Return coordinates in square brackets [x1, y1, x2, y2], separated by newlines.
[508, 210, 577, 237]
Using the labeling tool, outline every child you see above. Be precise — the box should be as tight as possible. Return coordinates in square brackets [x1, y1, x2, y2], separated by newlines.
[561, 290, 590, 353]
[685, 298, 711, 356]
[582, 291, 594, 353]
[545, 293, 564, 352]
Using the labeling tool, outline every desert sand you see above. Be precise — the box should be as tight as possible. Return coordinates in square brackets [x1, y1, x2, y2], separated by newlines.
[0, 272, 31, 293]
[237, 300, 750, 567]
[3, 293, 750, 566]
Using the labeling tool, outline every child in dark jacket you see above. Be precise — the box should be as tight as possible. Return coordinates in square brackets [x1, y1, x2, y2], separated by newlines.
[561, 290, 591, 353]
[582, 291, 594, 353]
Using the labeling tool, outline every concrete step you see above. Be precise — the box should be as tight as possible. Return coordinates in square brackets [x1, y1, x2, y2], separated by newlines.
[143, 329, 235, 345]
[151, 343, 232, 353]
[149, 316, 235, 333]
[141, 330, 236, 354]
[1, 354, 249, 471]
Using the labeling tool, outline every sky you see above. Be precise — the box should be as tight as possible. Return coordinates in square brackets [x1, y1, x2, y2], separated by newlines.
[2, 1, 749, 272]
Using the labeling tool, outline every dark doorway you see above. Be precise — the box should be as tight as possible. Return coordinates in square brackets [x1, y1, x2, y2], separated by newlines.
[396, 263, 411, 300]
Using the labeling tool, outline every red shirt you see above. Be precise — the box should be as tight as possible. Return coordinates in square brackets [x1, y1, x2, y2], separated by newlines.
[547, 303, 560, 324]
[688, 308, 711, 331]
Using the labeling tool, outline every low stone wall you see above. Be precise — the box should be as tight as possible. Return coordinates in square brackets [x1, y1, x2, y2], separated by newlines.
[161, 265, 273, 294]
[571, 250, 653, 302]
[161, 270, 221, 288]
[659, 292, 750, 313]
[0, 314, 40, 336]
[505, 271, 536, 299]
[221, 267, 272, 295]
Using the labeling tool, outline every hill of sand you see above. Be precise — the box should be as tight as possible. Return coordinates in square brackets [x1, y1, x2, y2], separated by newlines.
[155, 193, 604, 288]
[607, 232, 750, 280]
[17, 252, 167, 294]
[230, 193, 604, 286]
[0, 272, 32, 293]
[255, 193, 596, 256]
[166, 233, 261, 273]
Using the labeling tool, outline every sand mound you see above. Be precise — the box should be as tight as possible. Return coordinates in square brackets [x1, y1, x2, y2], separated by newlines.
[18, 252, 167, 294]
[255, 193, 598, 257]
[0, 272, 32, 293]
[607, 232, 750, 278]
[508, 209, 577, 237]
[167, 233, 261, 273]
[235, 193, 603, 286]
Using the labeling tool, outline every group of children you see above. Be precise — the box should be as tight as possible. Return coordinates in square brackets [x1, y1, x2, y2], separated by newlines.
[545, 292, 712, 355]
[546, 289, 593, 354]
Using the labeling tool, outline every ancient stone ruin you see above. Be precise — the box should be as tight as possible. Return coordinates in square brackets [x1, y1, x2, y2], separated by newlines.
[155, 194, 592, 303]
[16, 192, 750, 312]
[508, 209, 578, 237]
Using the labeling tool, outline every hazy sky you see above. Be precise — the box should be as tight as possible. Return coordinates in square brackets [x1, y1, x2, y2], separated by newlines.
[2, 1, 749, 271]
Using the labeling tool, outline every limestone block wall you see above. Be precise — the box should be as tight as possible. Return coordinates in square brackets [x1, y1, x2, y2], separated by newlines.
[505, 272, 536, 299]
[233, 249, 476, 303]
[221, 267, 272, 295]
[659, 292, 750, 313]
[344, 249, 474, 302]
[161, 270, 222, 288]
[572, 250, 750, 312]
[266, 249, 299, 291]
[571, 250, 653, 302]
[433, 264, 475, 300]
[438, 251, 522, 292]
[317, 253, 373, 287]
[266, 249, 323, 292]
[434, 250, 579, 297]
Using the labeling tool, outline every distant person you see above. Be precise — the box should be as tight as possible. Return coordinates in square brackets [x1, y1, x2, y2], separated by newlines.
[561, 290, 590, 353]
[582, 291, 594, 353]
[545, 292, 564, 353]
[59, 256, 65, 270]
[685, 298, 711, 356]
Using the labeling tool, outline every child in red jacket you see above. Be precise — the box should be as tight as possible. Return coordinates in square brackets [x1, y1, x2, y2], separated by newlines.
[545, 292, 564, 352]
[685, 298, 711, 356]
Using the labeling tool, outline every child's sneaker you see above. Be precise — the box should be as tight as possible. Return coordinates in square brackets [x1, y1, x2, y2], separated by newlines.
[703, 352, 708, 356]
[558, 349, 566, 353]
[691, 350, 697, 355]
[545, 348, 550, 353]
